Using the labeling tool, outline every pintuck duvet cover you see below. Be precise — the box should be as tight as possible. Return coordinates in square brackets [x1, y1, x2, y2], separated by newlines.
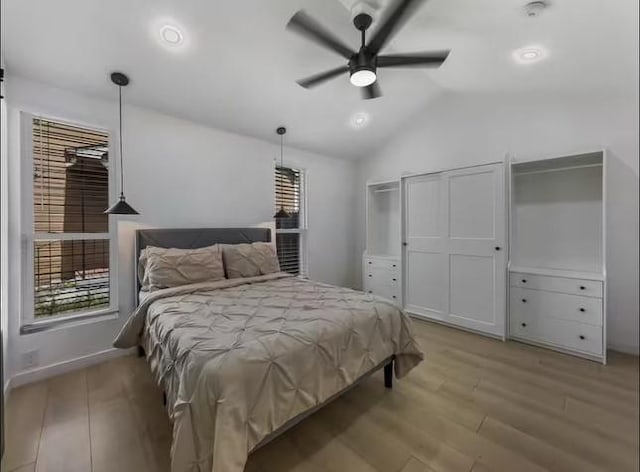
[114, 273, 423, 472]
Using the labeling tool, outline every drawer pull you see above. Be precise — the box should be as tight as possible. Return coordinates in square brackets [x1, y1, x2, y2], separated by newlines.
[368, 274, 372, 277]
[368, 261, 372, 265]
[521, 279, 527, 283]
[392, 295, 397, 299]
[392, 264, 397, 268]
[579, 308, 586, 312]
[521, 323, 527, 327]
[368, 290, 372, 294]
[579, 335, 585, 340]
[521, 299, 527, 303]
[392, 278, 397, 281]
[579, 286, 586, 290]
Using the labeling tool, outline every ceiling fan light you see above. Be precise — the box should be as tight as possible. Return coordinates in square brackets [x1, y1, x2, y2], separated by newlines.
[350, 69, 377, 87]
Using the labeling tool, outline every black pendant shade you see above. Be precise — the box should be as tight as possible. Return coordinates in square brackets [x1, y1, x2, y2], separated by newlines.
[106, 194, 139, 215]
[274, 126, 290, 219]
[105, 72, 139, 215]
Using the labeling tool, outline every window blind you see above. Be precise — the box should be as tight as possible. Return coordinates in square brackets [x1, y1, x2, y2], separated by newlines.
[274, 166, 304, 275]
[32, 118, 111, 318]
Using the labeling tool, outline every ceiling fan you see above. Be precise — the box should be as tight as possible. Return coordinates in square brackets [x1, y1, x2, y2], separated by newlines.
[286, 0, 450, 100]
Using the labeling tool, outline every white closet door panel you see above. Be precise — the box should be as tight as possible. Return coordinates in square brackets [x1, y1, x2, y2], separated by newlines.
[405, 174, 445, 252]
[404, 173, 448, 318]
[444, 164, 506, 336]
[448, 170, 496, 240]
[405, 251, 447, 318]
[403, 163, 506, 337]
[449, 254, 497, 326]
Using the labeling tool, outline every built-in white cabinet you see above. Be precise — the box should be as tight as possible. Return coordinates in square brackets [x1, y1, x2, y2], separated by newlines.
[509, 151, 607, 363]
[402, 163, 507, 337]
[363, 180, 401, 303]
[363, 151, 607, 363]
[363, 256, 401, 303]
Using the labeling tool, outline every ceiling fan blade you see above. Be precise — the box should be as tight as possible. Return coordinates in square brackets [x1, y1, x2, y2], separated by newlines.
[296, 65, 349, 89]
[362, 82, 382, 100]
[366, 0, 424, 56]
[377, 51, 450, 68]
[287, 10, 356, 60]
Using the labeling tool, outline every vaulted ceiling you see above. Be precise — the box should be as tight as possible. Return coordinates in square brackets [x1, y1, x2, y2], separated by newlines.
[2, 0, 637, 159]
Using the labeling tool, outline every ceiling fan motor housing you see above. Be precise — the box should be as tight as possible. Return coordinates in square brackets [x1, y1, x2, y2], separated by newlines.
[350, 48, 376, 75]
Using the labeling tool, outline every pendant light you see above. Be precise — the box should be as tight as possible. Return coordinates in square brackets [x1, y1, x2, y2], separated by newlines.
[274, 126, 290, 219]
[105, 72, 139, 215]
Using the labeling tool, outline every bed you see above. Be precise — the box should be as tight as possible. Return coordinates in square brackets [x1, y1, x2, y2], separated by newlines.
[114, 226, 423, 472]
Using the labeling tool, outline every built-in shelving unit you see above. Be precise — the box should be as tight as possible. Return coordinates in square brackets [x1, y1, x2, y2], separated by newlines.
[509, 150, 607, 363]
[363, 180, 401, 304]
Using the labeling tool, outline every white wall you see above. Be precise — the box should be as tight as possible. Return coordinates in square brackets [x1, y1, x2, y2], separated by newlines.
[1, 57, 9, 392]
[355, 91, 639, 354]
[5, 75, 356, 381]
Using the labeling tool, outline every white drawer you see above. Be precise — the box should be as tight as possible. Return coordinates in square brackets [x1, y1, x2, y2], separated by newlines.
[510, 272, 603, 298]
[510, 288, 603, 326]
[364, 267, 400, 287]
[364, 257, 400, 271]
[365, 283, 401, 304]
[511, 311, 603, 356]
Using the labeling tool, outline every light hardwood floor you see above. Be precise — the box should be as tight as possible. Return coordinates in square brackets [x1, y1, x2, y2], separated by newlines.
[2, 319, 639, 472]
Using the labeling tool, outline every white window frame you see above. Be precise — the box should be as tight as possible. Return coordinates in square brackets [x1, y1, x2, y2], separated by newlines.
[20, 112, 118, 332]
[275, 163, 308, 278]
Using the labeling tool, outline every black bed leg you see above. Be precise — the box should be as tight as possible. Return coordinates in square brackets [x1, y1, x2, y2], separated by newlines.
[163, 392, 167, 406]
[137, 345, 145, 358]
[384, 360, 393, 389]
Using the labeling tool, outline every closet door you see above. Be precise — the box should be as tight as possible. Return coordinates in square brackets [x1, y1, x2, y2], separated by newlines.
[444, 164, 506, 337]
[404, 173, 448, 319]
[403, 163, 506, 337]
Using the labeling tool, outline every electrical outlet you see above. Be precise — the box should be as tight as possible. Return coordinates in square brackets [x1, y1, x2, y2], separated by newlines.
[21, 350, 40, 369]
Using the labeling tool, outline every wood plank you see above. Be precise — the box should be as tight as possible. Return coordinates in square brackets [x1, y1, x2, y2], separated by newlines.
[8, 463, 37, 472]
[340, 380, 476, 472]
[441, 378, 638, 471]
[286, 416, 379, 472]
[87, 357, 127, 406]
[351, 377, 545, 472]
[247, 435, 327, 472]
[563, 396, 639, 447]
[89, 398, 152, 472]
[2, 382, 48, 471]
[35, 370, 91, 472]
[479, 416, 607, 472]
[400, 456, 436, 472]
[317, 394, 416, 472]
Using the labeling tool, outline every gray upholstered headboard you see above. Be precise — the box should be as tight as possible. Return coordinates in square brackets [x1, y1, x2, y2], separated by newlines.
[134, 226, 273, 303]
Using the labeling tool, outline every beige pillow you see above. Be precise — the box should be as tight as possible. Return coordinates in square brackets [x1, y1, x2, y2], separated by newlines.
[222, 242, 280, 279]
[138, 248, 150, 290]
[144, 245, 225, 291]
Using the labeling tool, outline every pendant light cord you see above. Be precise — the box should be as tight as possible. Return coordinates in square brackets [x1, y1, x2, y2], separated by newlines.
[279, 133, 284, 208]
[118, 85, 125, 198]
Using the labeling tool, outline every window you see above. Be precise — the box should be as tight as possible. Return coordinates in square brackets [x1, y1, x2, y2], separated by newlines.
[22, 115, 115, 326]
[274, 166, 306, 275]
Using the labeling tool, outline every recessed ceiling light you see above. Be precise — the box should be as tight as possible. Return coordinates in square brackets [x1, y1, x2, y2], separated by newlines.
[521, 50, 540, 60]
[350, 112, 370, 128]
[513, 46, 548, 64]
[160, 25, 184, 45]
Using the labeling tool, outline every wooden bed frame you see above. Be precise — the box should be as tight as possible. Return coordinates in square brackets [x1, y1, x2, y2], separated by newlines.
[133, 226, 395, 449]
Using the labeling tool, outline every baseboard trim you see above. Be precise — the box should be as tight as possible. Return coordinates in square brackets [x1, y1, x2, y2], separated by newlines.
[10, 347, 136, 388]
[4, 377, 11, 402]
[608, 342, 640, 356]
